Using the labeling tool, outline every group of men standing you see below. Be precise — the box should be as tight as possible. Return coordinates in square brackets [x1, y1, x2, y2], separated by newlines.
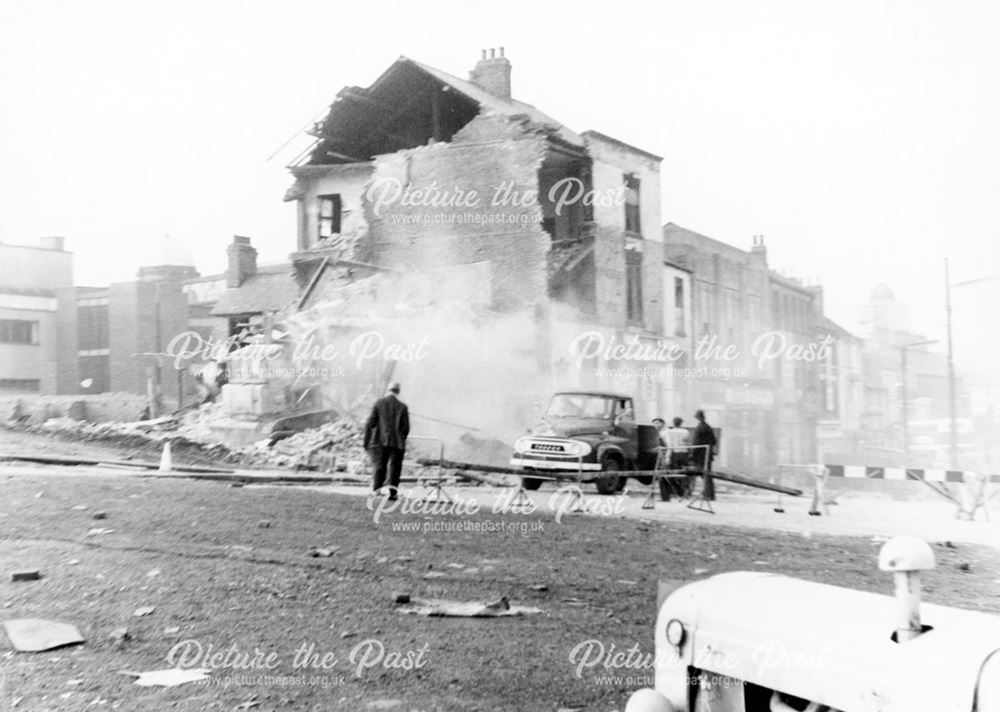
[651, 410, 717, 501]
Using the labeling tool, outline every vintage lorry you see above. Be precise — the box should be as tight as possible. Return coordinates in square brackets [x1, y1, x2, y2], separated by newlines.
[509, 389, 666, 494]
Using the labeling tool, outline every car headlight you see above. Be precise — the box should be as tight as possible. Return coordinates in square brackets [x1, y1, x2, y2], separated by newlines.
[513, 437, 533, 454]
[563, 440, 593, 457]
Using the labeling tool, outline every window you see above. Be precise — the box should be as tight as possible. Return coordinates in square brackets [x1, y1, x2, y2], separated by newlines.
[0, 379, 40, 392]
[626, 250, 644, 324]
[77, 305, 109, 350]
[624, 174, 641, 235]
[674, 277, 686, 337]
[0, 320, 38, 345]
[317, 194, 342, 240]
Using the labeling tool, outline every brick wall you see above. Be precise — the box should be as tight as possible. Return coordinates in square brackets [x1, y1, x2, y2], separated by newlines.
[363, 113, 550, 312]
[55, 286, 79, 394]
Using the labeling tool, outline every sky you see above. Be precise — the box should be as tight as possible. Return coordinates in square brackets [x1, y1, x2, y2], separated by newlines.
[1, 0, 998, 344]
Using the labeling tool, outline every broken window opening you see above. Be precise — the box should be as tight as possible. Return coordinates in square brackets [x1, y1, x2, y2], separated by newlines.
[626, 250, 644, 325]
[624, 173, 641, 235]
[674, 276, 686, 337]
[318, 194, 342, 240]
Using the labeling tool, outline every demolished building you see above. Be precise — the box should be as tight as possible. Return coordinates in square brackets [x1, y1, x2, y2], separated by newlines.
[211, 49, 684, 456]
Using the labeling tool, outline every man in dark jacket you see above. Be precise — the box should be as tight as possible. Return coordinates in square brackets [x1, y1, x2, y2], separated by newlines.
[364, 382, 410, 500]
[692, 409, 717, 500]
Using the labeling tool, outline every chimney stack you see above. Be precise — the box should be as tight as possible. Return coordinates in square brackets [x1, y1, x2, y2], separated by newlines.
[469, 47, 512, 100]
[227, 235, 257, 288]
[750, 234, 767, 267]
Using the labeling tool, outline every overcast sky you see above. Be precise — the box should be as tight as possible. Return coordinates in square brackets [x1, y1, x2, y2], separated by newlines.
[1, 0, 998, 343]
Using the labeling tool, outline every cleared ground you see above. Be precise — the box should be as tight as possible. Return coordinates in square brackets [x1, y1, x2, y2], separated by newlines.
[1, 427, 999, 711]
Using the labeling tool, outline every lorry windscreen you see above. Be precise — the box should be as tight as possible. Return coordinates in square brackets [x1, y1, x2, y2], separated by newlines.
[546, 394, 615, 419]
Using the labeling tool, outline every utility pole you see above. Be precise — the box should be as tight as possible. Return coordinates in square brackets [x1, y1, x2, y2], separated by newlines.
[900, 346, 909, 463]
[945, 258, 958, 470]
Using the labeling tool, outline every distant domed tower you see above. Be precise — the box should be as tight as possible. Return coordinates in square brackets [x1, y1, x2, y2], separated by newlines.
[870, 282, 895, 304]
[859, 281, 910, 335]
[137, 234, 200, 282]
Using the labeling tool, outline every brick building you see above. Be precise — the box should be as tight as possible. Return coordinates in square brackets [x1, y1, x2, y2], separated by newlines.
[268, 50, 679, 426]
[0, 237, 74, 395]
[663, 224, 840, 471]
[69, 236, 209, 410]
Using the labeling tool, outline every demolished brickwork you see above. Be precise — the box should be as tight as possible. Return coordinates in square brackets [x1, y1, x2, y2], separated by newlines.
[363, 113, 551, 312]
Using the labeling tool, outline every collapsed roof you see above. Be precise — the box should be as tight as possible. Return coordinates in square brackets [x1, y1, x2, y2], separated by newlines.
[300, 55, 585, 165]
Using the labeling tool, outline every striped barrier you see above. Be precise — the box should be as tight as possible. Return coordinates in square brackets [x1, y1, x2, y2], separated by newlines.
[826, 465, 1000, 484]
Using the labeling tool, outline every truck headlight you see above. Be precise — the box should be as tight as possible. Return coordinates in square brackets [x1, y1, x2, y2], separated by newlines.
[563, 440, 593, 457]
[513, 437, 533, 454]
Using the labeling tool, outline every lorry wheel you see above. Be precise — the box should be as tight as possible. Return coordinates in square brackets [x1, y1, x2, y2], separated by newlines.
[522, 477, 543, 491]
[595, 457, 622, 495]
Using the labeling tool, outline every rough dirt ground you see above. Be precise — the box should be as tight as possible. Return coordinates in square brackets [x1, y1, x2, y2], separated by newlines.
[1, 428, 999, 712]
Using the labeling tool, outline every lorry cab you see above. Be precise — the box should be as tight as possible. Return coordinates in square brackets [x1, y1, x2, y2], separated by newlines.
[511, 390, 658, 493]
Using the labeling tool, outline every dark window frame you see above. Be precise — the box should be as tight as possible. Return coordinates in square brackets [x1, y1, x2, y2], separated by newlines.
[625, 250, 644, 325]
[0, 319, 39, 345]
[317, 194, 342, 240]
[624, 174, 641, 235]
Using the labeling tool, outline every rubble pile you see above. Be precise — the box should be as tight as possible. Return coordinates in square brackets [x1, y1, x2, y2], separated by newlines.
[236, 418, 369, 470]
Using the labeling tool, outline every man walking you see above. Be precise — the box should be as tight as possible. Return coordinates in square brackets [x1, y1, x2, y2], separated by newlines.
[364, 382, 410, 500]
[692, 409, 717, 500]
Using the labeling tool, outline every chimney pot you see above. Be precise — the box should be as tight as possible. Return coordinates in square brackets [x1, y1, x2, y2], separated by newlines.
[470, 47, 512, 100]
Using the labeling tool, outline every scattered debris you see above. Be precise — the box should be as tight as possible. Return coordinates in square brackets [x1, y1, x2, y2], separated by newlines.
[529, 584, 548, 592]
[391, 592, 411, 604]
[133, 606, 156, 617]
[693, 568, 710, 576]
[109, 627, 130, 643]
[10, 570, 41, 582]
[3, 618, 85, 652]
[365, 700, 403, 711]
[121, 667, 211, 687]
[85, 528, 115, 537]
[257, 520, 272, 529]
[958, 563, 972, 572]
[616, 580, 637, 586]
[163, 626, 180, 635]
[71, 505, 87, 511]
[67, 559, 80, 566]
[396, 596, 542, 618]
[308, 546, 339, 558]
[92, 511, 108, 520]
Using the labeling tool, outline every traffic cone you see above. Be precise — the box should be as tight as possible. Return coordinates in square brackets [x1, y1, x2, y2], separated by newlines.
[158, 440, 173, 472]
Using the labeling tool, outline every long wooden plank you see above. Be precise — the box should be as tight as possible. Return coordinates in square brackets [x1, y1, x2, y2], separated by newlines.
[416, 458, 802, 496]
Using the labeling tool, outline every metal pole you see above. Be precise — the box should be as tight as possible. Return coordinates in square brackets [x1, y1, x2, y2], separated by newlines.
[900, 347, 909, 464]
[945, 258, 958, 469]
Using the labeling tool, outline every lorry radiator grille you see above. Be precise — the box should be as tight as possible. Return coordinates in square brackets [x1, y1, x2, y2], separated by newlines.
[531, 443, 566, 453]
